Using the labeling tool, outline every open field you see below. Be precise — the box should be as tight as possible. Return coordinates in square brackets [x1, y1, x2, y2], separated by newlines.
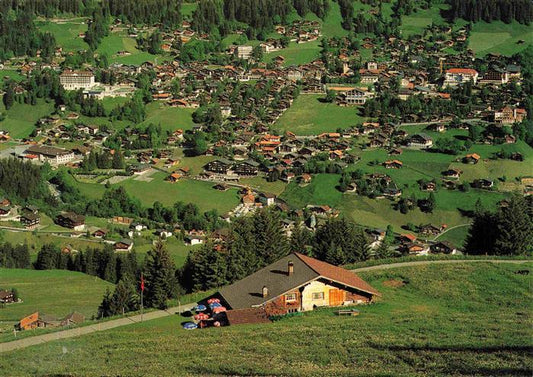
[0, 99, 55, 139]
[0, 269, 112, 322]
[400, 5, 448, 36]
[264, 40, 322, 66]
[97, 31, 158, 65]
[115, 173, 241, 213]
[469, 21, 533, 57]
[140, 102, 196, 132]
[2, 262, 531, 376]
[36, 19, 88, 52]
[274, 94, 365, 135]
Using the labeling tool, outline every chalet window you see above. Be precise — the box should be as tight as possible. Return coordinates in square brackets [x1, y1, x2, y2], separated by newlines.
[312, 292, 324, 300]
[285, 293, 297, 302]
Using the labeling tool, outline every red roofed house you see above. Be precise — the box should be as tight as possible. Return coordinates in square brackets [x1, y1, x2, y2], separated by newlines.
[444, 68, 479, 86]
[216, 253, 380, 323]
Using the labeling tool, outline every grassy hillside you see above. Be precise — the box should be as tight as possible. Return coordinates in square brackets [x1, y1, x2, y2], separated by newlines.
[2, 262, 531, 376]
[0, 269, 113, 322]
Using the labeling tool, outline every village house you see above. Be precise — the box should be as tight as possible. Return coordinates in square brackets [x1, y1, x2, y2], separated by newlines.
[430, 241, 458, 255]
[55, 212, 85, 231]
[408, 134, 433, 148]
[0, 289, 15, 303]
[114, 239, 134, 252]
[215, 253, 380, 322]
[20, 212, 40, 229]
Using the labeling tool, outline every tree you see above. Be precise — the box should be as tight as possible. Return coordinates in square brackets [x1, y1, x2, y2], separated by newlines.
[324, 89, 336, 103]
[494, 195, 533, 255]
[143, 241, 177, 309]
[110, 277, 140, 315]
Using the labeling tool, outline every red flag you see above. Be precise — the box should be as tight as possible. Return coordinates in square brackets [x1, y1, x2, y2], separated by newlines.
[140, 274, 145, 292]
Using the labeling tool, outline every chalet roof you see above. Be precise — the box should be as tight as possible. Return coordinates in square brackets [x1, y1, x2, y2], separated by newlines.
[225, 308, 271, 325]
[218, 253, 379, 310]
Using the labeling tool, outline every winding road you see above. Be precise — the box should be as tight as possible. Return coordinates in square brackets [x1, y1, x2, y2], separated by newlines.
[0, 259, 530, 353]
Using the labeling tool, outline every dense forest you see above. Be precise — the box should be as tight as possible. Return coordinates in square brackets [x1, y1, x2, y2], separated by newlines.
[0, 9, 56, 60]
[192, 0, 331, 37]
[448, 0, 533, 24]
[0, 159, 51, 202]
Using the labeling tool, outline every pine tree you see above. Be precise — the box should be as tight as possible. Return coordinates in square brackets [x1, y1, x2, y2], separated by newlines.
[494, 195, 533, 255]
[110, 277, 139, 315]
[143, 241, 177, 309]
[97, 288, 113, 318]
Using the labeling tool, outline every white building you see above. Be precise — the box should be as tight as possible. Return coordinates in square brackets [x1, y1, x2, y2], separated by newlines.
[25, 145, 75, 165]
[59, 70, 95, 90]
[444, 68, 478, 87]
[235, 46, 253, 60]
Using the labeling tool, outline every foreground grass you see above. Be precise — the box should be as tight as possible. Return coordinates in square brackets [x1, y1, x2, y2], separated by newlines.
[2, 262, 531, 376]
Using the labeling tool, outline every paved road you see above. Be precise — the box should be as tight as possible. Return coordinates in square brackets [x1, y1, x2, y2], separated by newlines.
[0, 302, 196, 353]
[1, 259, 530, 353]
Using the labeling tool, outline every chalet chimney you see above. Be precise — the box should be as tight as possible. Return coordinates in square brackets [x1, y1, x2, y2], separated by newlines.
[262, 286, 268, 298]
[288, 261, 294, 276]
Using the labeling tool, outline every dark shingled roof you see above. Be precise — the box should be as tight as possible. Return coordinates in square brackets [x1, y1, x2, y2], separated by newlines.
[218, 253, 379, 310]
[225, 308, 271, 325]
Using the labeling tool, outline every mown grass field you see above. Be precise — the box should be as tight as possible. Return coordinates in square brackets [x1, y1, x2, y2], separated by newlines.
[0, 269, 112, 323]
[264, 39, 322, 67]
[97, 31, 158, 65]
[400, 5, 448, 36]
[3, 262, 531, 376]
[140, 102, 196, 132]
[0, 98, 55, 139]
[115, 173, 241, 213]
[36, 19, 88, 52]
[469, 21, 533, 57]
[274, 94, 366, 135]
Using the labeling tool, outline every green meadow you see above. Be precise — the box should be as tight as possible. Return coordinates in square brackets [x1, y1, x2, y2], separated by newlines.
[0, 98, 55, 139]
[0, 269, 112, 322]
[141, 102, 196, 132]
[274, 94, 366, 135]
[36, 19, 88, 52]
[469, 21, 533, 57]
[2, 262, 531, 376]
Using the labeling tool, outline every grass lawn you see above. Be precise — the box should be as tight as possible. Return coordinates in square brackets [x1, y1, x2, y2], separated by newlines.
[469, 21, 533, 57]
[320, 0, 349, 38]
[115, 173, 240, 213]
[181, 2, 198, 18]
[3, 262, 531, 376]
[36, 20, 88, 52]
[240, 177, 288, 196]
[140, 102, 196, 132]
[264, 40, 322, 67]
[281, 174, 343, 208]
[0, 70, 25, 81]
[0, 98, 55, 138]
[97, 31, 158, 65]
[0, 269, 112, 322]
[274, 94, 365, 135]
[434, 224, 470, 247]
[400, 5, 448, 36]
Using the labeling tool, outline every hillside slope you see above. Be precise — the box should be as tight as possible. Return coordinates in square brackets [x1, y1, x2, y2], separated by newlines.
[2, 262, 532, 376]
